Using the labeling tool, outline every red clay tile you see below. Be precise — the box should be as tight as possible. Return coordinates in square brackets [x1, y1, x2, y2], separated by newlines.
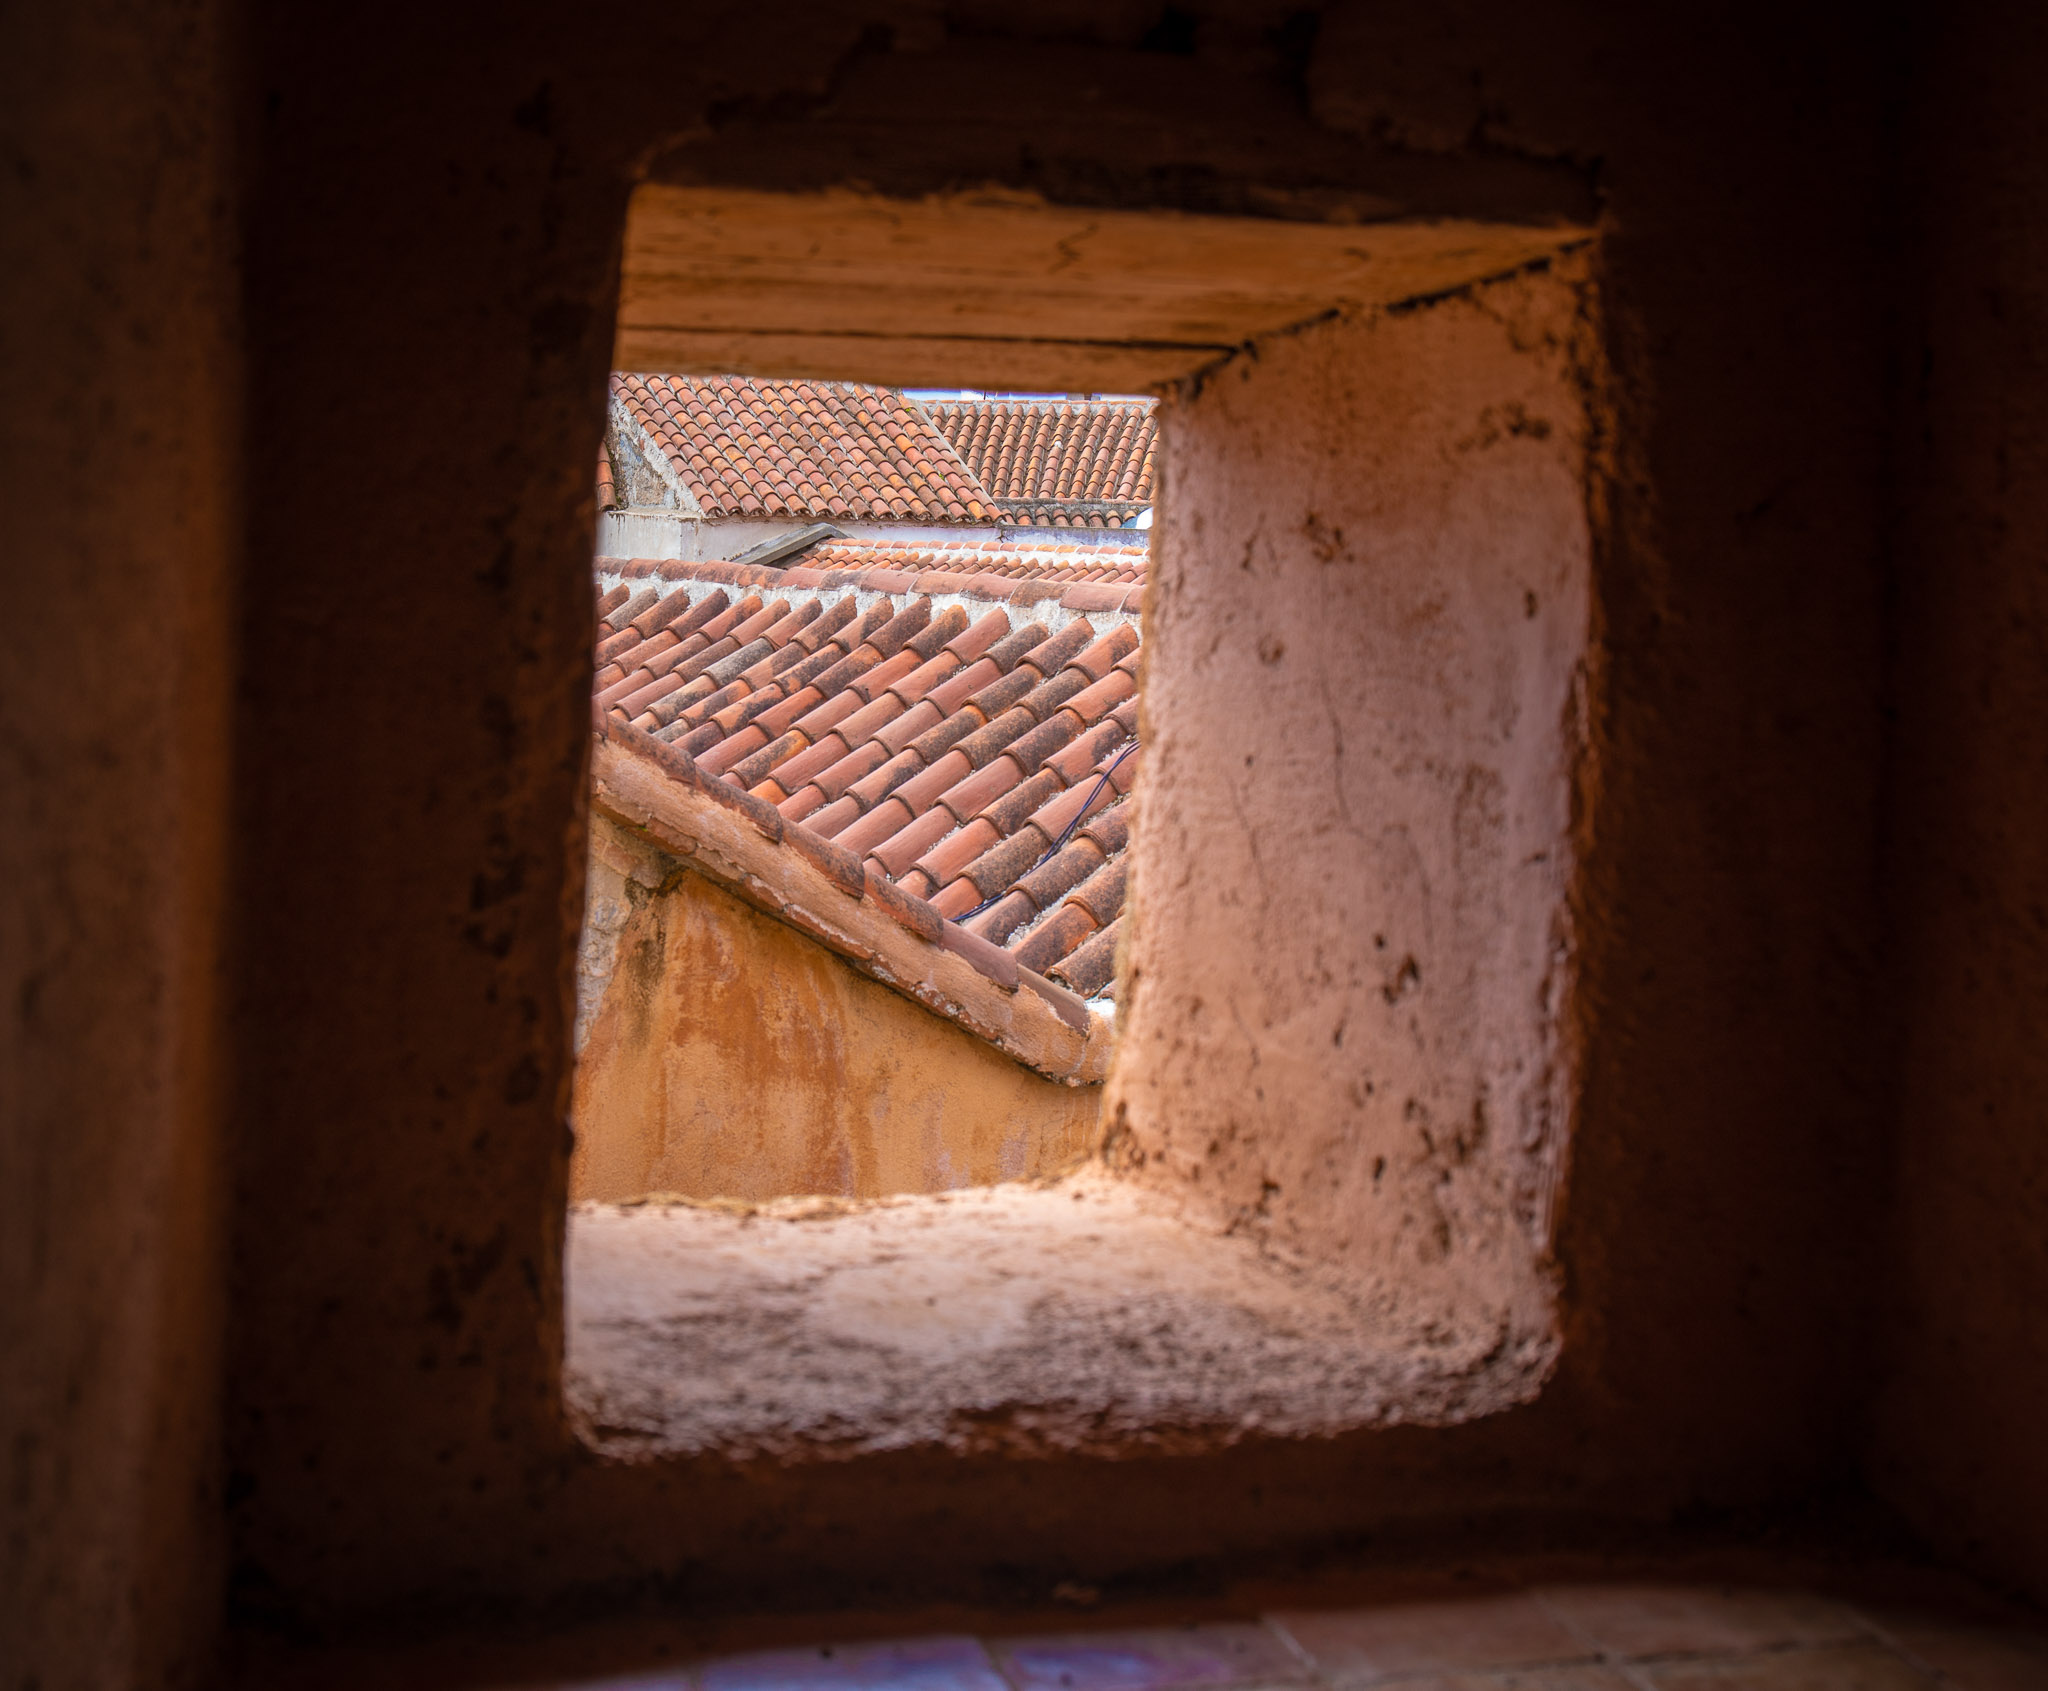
[939, 921, 1019, 992]
[628, 585, 694, 638]
[1063, 668, 1138, 725]
[594, 625, 648, 670]
[779, 785, 827, 824]
[1003, 712, 1081, 776]
[907, 603, 970, 657]
[605, 586, 660, 632]
[875, 699, 946, 756]
[917, 817, 1001, 886]
[594, 582, 630, 623]
[805, 794, 863, 838]
[783, 822, 866, 900]
[1015, 836, 1109, 913]
[1048, 915, 1121, 997]
[808, 740, 892, 805]
[769, 731, 855, 796]
[832, 796, 914, 857]
[925, 654, 1003, 716]
[868, 804, 961, 879]
[1010, 900, 1100, 974]
[1018, 618, 1098, 678]
[783, 688, 865, 745]
[1065, 622, 1140, 682]
[1061, 581, 1129, 615]
[613, 375, 996, 524]
[841, 746, 928, 814]
[695, 725, 769, 776]
[1043, 719, 1130, 785]
[935, 755, 1023, 825]
[863, 864, 942, 943]
[1018, 965, 1092, 1031]
[929, 878, 982, 920]
[1065, 857, 1126, 927]
[965, 888, 1038, 945]
[847, 649, 922, 705]
[891, 748, 974, 817]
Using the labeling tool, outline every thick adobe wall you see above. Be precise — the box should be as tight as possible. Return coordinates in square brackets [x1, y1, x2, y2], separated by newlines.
[571, 816, 1098, 1200]
[14, 0, 1998, 1670]
[0, 0, 239, 1686]
[1110, 261, 1591, 1339]
[1873, 0, 2048, 1596]
[216, 0, 1899, 1620]
[218, 0, 1899, 1622]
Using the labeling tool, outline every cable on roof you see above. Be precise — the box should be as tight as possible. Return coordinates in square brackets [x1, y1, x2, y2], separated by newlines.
[957, 737, 1140, 923]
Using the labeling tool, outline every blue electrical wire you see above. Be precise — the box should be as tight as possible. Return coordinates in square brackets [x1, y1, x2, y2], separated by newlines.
[958, 737, 1139, 923]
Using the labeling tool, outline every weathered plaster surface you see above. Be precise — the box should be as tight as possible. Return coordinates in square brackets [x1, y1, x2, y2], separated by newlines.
[1111, 263, 1591, 1334]
[569, 1172, 1555, 1461]
[571, 816, 1098, 1201]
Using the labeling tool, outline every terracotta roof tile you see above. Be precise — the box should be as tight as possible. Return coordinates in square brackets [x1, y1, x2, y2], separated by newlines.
[591, 559, 1143, 1013]
[804, 535, 1148, 589]
[925, 397, 1155, 511]
[1049, 915, 1122, 997]
[612, 375, 995, 523]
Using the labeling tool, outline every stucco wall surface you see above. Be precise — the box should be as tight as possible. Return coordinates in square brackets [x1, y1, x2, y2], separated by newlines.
[571, 817, 1098, 1200]
[1110, 263, 1590, 1341]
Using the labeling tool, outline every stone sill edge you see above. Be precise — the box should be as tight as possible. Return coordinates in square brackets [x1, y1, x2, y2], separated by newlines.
[590, 722, 1113, 1086]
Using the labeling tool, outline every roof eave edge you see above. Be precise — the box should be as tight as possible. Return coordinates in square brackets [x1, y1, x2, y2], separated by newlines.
[590, 732, 1112, 1085]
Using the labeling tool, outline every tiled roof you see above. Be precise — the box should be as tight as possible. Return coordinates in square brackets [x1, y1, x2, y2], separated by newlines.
[612, 375, 995, 523]
[804, 534, 1148, 587]
[926, 398, 1155, 526]
[592, 557, 1141, 1005]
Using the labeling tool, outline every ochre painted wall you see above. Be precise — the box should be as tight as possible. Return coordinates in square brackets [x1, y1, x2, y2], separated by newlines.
[571, 819, 1098, 1201]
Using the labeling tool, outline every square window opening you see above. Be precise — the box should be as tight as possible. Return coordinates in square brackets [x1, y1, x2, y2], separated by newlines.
[564, 185, 1600, 1463]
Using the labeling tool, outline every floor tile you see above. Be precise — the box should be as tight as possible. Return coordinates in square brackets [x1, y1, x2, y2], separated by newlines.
[989, 1623, 1305, 1691]
[1535, 1586, 1871, 1660]
[545, 1676, 691, 1691]
[1267, 1593, 1591, 1683]
[1877, 1618, 2048, 1690]
[1631, 1642, 1936, 1689]
[1346, 1667, 1638, 1691]
[699, 1634, 1006, 1691]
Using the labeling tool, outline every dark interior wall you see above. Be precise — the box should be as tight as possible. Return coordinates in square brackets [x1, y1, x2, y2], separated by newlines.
[1874, 0, 2048, 1597]
[1, 0, 239, 1685]
[21, 0, 2048, 1679]
[219, 0, 1903, 1620]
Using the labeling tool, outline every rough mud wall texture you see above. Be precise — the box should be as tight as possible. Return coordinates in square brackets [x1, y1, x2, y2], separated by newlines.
[571, 818, 1097, 1200]
[205, 0, 1900, 1631]
[1873, 0, 2048, 1596]
[1110, 263, 1590, 1349]
[0, 0, 239, 1686]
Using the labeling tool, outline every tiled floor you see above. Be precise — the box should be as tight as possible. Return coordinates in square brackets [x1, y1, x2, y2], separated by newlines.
[549, 1585, 2048, 1691]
